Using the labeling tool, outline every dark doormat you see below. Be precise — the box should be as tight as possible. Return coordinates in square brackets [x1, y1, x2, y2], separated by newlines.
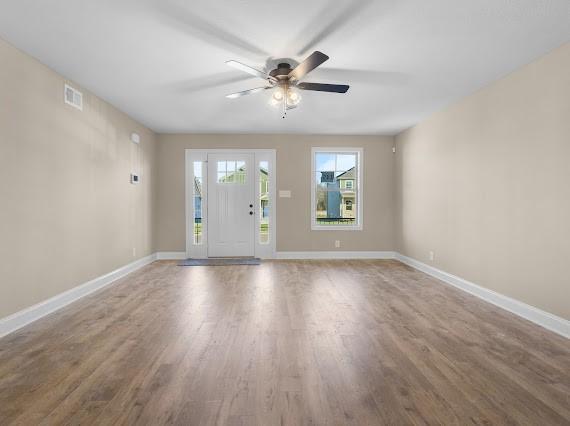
[178, 258, 261, 266]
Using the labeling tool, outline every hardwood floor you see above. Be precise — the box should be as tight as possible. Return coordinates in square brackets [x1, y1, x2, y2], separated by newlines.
[0, 260, 569, 425]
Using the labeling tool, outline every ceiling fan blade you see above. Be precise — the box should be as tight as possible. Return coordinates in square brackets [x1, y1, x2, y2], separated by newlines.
[226, 86, 271, 99]
[226, 60, 277, 83]
[297, 82, 349, 93]
[289, 51, 329, 82]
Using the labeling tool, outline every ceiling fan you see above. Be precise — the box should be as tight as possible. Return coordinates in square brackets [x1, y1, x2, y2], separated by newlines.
[225, 51, 349, 118]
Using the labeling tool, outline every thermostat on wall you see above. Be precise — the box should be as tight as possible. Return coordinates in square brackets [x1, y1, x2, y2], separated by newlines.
[131, 133, 140, 144]
[130, 173, 140, 184]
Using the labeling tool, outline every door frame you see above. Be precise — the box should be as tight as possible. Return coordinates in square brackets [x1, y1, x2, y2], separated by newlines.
[185, 149, 277, 259]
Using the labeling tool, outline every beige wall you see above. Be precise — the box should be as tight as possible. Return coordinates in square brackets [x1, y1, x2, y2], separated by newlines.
[156, 134, 395, 252]
[395, 43, 570, 319]
[4, 30, 567, 325]
[0, 38, 157, 318]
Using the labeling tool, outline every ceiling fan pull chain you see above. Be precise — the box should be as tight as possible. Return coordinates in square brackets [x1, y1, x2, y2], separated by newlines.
[282, 92, 287, 119]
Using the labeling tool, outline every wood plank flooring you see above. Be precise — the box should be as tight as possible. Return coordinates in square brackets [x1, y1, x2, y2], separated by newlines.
[0, 260, 569, 425]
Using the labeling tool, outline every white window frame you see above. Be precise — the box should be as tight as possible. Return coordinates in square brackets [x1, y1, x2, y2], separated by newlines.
[185, 149, 276, 259]
[311, 147, 363, 231]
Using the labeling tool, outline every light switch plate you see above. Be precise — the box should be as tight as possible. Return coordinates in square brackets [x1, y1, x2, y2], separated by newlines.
[279, 190, 291, 198]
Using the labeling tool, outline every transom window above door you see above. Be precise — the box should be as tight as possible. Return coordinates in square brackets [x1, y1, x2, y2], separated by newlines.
[311, 148, 363, 230]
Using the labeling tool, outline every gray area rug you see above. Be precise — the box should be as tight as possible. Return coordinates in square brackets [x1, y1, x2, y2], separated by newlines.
[178, 258, 261, 266]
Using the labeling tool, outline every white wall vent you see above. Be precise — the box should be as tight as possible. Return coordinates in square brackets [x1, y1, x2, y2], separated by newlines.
[64, 84, 83, 111]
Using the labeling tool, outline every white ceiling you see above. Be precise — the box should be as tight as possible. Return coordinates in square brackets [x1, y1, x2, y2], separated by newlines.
[1, 0, 569, 135]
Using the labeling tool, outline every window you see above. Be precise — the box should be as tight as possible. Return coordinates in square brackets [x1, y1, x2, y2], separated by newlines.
[259, 161, 270, 244]
[311, 148, 362, 230]
[193, 161, 203, 244]
[217, 160, 246, 184]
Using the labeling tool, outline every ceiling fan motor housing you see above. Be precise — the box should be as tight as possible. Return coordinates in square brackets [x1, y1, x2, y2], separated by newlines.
[269, 63, 293, 81]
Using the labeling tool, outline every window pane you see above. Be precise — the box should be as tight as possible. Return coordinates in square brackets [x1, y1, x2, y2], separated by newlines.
[235, 161, 246, 184]
[337, 154, 356, 172]
[193, 161, 203, 245]
[193, 195, 202, 244]
[315, 188, 357, 225]
[218, 160, 246, 184]
[259, 161, 269, 244]
[315, 153, 336, 171]
[193, 162, 202, 179]
[316, 171, 336, 188]
[316, 186, 331, 220]
[340, 190, 357, 222]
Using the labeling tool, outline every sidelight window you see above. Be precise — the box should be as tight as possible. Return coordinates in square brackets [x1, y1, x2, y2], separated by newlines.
[193, 161, 203, 244]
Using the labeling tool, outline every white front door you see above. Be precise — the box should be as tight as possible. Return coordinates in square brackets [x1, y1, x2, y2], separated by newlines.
[207, 153, 255, 257]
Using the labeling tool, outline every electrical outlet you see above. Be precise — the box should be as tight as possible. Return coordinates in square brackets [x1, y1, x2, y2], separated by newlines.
[429, 251, 435, 261]
[335, 240, 341, 248]
[132, 247, 136, 257]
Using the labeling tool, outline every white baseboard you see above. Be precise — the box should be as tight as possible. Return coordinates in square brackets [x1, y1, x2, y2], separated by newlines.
[2, 250, 567, 341]
[395, 253, 569, 339]
[275, 251, 396, 260]
[0, 254, 157, 338]
[156, 251, 187, 260]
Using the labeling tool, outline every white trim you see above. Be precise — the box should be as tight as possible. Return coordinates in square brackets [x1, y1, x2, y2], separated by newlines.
[0, 254, 156, 338]
[156, 251, 187, 260]
[311, 147, 363, 231]
[276, 251, 396, 259]
[395, 253, 570, 339]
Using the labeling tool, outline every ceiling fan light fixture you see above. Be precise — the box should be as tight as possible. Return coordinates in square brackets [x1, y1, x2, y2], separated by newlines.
[287, 88, 301, 106]
[270, 87, 301, 109]
[272, 88, 284, 101]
